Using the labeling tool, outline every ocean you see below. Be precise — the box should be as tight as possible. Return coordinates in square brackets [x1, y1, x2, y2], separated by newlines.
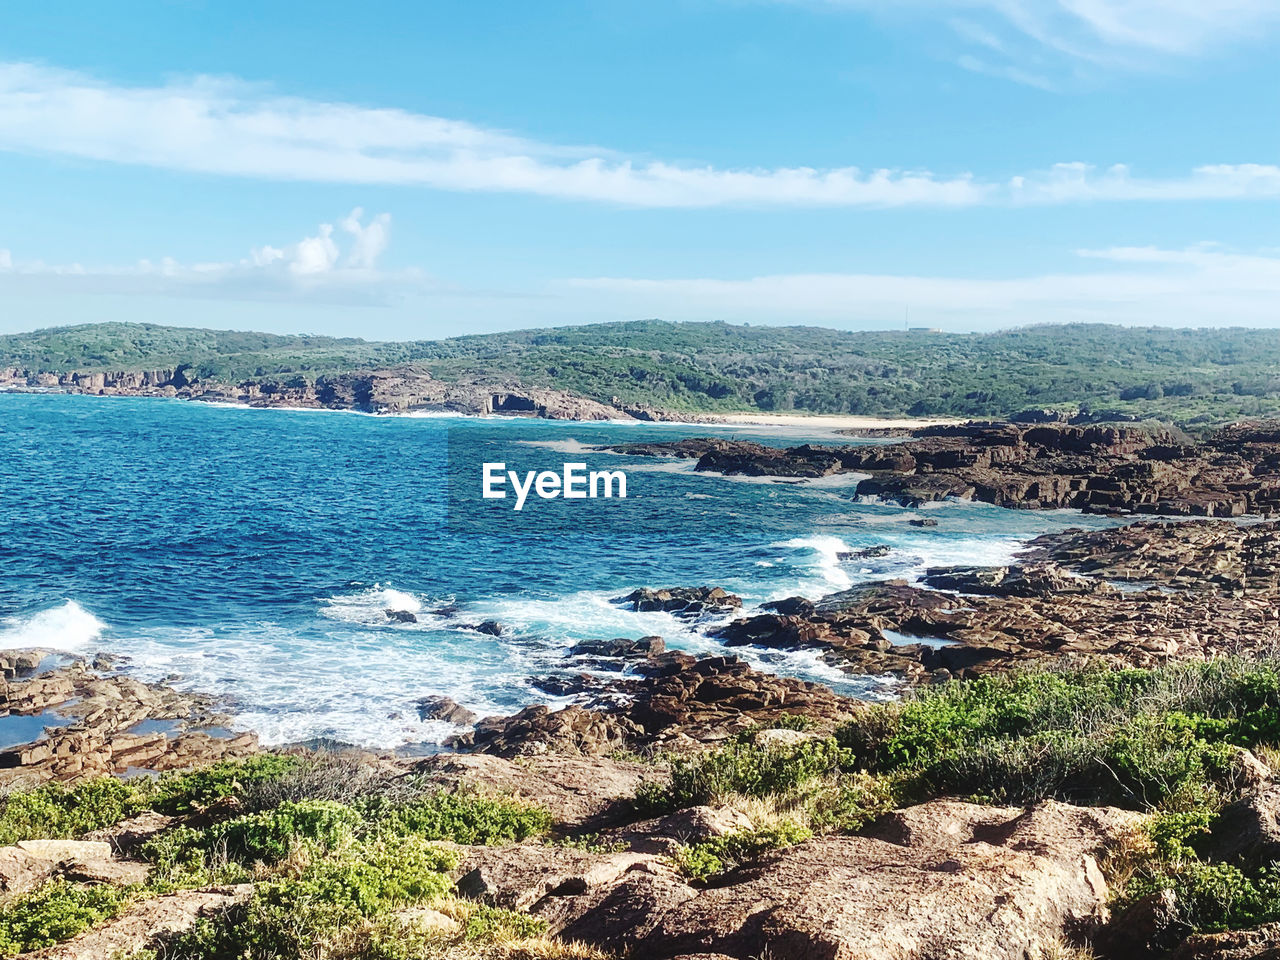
[0, 393, 1112, 749]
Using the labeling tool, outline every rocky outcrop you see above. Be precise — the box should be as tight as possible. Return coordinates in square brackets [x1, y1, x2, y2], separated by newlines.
[411, 753, 657, 830]
[444, 798, 1137, 960]
[1023, 519, 1280, 594]
[709, 520, 1280, 684]
[614, 587, 742, 619]
[447, 654, 858, 756]
[26, 886, 254, 960]
[615, 421, 1280, 517]
[448, 704, 645, 758]
[0, 661, 258, 785]
[0, 363, 664, 421]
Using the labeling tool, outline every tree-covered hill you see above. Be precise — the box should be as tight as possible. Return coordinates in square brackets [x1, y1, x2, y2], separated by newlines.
[6, 319, 1280, 424]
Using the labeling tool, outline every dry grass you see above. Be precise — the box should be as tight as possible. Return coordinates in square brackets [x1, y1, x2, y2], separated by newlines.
[1037, 940, 1097, 960]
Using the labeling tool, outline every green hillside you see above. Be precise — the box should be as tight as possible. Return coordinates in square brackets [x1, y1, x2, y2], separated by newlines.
[6, 320, 1280, 424]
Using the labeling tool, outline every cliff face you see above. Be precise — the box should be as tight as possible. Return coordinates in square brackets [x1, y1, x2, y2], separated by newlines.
[0, 364, 644, 420]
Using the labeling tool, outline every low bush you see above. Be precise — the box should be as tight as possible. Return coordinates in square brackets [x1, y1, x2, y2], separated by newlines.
[0, 880, 128, 956]
[0, 777, 141, 845]
[836, 661, 1280, 809]
[638, 736, 847, 812]
[673, 821, 812, 881]
[162, 836, 457, 959]
[360, 790, 552, 845]
[146, 754, 306, 814]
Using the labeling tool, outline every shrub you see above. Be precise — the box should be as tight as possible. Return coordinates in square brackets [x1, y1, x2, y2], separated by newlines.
[834, 661, 1280, 810]
[162, 836, 457, 959]
[146, 754, 305, 814]
[0, 777, 141, 845]
[0, 880, 127, 956]
[804, 771, 898, 833]
[214, 799, 363, 863]
[672, 821, 812, 881]
[639, 737, 846, 812]
[141, 799, 362, 891]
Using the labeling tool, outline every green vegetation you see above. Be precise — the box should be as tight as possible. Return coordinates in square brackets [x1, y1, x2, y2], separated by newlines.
[673, 821, 812, 882]
[0, 776, 141, 844]
[166, 836, 457, 959]
[0, 754, 564, 958]
[146, 753, 307, 813]
[0, 880, 128, 955]
[11, 319, 1280, 424]
[357, 790, 553, 845]
[638, 658, 1280, 926]
[638, 734, 848, 812]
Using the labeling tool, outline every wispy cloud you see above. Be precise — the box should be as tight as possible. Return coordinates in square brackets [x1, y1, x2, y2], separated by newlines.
[563, 244, 1280, 328]
[795, 0, 1280, 84]
[0, 208, 421, 305]
[3, 62, 1280, 208]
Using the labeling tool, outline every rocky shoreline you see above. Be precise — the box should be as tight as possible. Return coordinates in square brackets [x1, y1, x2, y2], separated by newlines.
[10, 423, 1280, 957]
[0, 365, 717, 422]
[611, 419, 1280, 517]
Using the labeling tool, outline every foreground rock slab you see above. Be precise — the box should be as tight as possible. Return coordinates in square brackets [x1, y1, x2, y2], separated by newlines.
[636, 800, 1138, 960]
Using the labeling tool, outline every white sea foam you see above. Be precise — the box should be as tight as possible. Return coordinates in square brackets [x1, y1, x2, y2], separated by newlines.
[514, 438, 601, 454]
[321, 585, 430, 625]
[774, 535, 855, 591]
[0, 601, 106, 652]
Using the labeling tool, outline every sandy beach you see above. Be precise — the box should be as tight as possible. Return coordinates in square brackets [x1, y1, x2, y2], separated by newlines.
[708, 412, 964, 432]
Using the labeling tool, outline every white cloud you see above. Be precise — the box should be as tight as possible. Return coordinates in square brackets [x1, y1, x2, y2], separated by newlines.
[340, 208, 391, 270]
[562, 244, 1280, 329]
[798, 0, 1280, 83]
[289, 223, 340, 276]
[3, 62, 1279, 207]
[0, 208, 417, 305]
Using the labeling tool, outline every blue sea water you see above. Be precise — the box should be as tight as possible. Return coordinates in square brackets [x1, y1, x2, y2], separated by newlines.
[0, 393, 1113, 748]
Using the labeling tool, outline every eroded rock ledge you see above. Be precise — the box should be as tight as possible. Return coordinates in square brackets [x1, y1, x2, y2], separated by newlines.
[0, 660, 257, 786]
[703, 519, 1280, 685]
[0, 365, 705, 422]
[612, 420, 1280, 516]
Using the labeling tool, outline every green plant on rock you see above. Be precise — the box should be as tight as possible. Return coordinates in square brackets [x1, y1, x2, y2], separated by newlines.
[161, 835, 457, 959]
[0, 880, 128, 957]
[672, 821, 812, 882]
[0, 777, 142, 845]
[145, 754, 306, 814]
[639, 736, 847, 813]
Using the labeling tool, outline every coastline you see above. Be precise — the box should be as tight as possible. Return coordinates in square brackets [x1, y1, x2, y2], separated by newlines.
[1, 383, 954, 436]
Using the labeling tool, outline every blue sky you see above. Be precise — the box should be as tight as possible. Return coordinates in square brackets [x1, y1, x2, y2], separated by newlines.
[1, 0, 1279, 338]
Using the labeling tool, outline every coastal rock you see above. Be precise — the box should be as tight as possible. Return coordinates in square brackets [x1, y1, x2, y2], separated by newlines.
[1199, 786, 1280, 869]
[921, 563, 1114, 598]
[0, 664, 257, 785]
[705, 521, 1280, 685]
[630, 800, 1136, 960]
[447, 704, 644, 758]
[440, 797, 1137, 960]
[456, 844, 694, 949]
[615, 587, 742, 619]
[615, 420, 1280, 518]
[416, 696, 478, 726]
[1166, 923, 1280, 960]
[411, 753, 657, 829]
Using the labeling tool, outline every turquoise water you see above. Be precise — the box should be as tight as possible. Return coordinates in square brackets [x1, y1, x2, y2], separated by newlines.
[0, 393, 1111, 748]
